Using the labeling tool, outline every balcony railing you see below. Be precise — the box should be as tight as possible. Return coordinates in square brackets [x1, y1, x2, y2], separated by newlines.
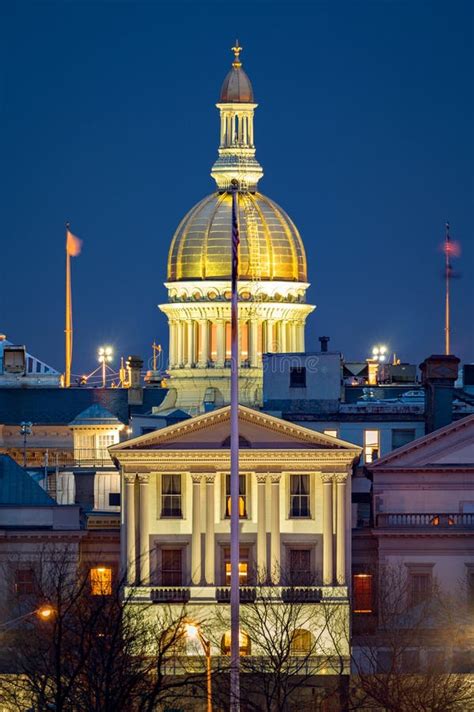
[376, 513, 474, 529]
[216, 587, 257, 603]
[151, 587, 190, 603]
[4, 448, 116, 469]
[126, 585, 346, 604]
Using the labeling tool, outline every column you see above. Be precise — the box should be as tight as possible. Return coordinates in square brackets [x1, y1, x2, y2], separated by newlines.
[322, 474, 334, 586]
[185, 320, 194, 367]
[205, 475, 215, 584]
[169, 320, 176, 368]
[191, 474, 202, 584]
[270, 474, 281, 583]
[216, 319, 225, 367]
[296, 321, 305, 352]
[256, 474, 267, 581]
[280, 321, 287, 352]
[289, 322, 297, 352]
[198, 319, 208, 368]
[138, 473, 150, 585]
[336, 474, 347, 585]
[266, 320, 275, 353]
[124, 474, 136, 585]
[249, 318, 258, 367]
[176, 321, 184, 367]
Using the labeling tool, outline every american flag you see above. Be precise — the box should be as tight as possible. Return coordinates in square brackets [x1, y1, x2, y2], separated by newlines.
[231, 184, 240, 287]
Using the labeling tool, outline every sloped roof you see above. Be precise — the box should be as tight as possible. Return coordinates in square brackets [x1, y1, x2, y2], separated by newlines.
[70, 404, 121, 426]
[0, 455, 56, 506]
[367, 413, 474, 469]
[0, 387, 167, 425]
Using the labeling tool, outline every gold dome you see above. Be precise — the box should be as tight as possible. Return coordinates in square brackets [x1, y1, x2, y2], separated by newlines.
[167, 192, 308, 282]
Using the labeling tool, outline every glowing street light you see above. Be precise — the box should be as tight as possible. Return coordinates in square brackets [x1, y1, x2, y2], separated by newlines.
[0, 603, 55, 629]
[372, 345, 388, 362]
[98, 346, 113, 388]
[185, 622, 212, 712]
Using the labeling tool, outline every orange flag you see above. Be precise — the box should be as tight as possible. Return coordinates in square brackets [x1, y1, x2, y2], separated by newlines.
[66, 229, 82, 256]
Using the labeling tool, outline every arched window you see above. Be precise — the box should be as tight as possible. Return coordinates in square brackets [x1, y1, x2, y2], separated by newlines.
[221, 631, 251, 656]
[290, 629, 313, 656]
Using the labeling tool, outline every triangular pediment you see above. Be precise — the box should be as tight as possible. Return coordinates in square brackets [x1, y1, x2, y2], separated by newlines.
[369, 414, 474, 469]
[110, 405, 361, 453]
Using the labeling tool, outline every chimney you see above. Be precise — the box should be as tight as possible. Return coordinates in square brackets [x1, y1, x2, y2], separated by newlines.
[127, 355, 144, 405]
[319, 336, 330, 353]
[420, 354, 460, 433]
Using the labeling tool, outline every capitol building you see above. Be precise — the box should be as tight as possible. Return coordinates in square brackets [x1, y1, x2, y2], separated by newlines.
[159, 43, 314, 414]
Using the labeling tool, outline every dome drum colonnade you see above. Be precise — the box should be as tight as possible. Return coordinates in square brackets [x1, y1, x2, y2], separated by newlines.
[159, 43, 314, 412]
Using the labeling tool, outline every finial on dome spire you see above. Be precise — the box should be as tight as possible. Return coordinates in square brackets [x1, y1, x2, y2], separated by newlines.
[232, 40, 242, 68]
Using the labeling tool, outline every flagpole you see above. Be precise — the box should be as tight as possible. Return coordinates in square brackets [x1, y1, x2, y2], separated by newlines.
[65, 222, 72, 388]
[230, 179, 240, 711]
[445, 221, 450, 355]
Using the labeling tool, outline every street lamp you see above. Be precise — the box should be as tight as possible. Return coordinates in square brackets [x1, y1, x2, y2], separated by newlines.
[98, 347, 113, 388]
[19, 421, 33, 468]
[371, 345, 388, 363]
[0, 603, 55, 629]
[185, 623, 212, 712]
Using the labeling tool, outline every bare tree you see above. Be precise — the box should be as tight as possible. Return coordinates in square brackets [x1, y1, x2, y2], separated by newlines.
[350, 564, 474, 712]
[0, 546, 207, 712]
[210, 566, 350, 712]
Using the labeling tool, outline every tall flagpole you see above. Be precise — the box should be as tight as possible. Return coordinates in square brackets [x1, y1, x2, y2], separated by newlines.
[444, 221, 451, 355]
[230, 179, 240, 711]
[65, 222, 73, 388]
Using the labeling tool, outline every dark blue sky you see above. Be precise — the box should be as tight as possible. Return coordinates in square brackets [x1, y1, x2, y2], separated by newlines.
[1, 0, 473, 376]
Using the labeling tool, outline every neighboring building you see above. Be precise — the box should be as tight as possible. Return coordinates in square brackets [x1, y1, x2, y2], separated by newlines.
[158, 45, 314, 415]
[110, 405, 360, 680]
[0, 334, 60, 387]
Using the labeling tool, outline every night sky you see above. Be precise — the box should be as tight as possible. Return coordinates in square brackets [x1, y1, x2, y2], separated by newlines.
[1, 0, 473, 377]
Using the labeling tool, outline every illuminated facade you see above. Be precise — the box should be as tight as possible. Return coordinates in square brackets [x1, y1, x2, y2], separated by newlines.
[159, 45, 314, 413]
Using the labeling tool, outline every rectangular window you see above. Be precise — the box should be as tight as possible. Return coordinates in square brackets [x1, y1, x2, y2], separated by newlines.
[290, 366, 306, 388]
[90, 567, 112, 596]
[323, 429, 338, 438]
[225, 474, 247, 518]
[364, 430, 380, 463]
[353, 573, 373, 613]
[224, 547, 249, 585]
[161, 474, 182, 517]
[410, 572, 432, 606]
[289, 474, 310, 517]
[108, 492, 120, 506]
[392, 429, 416, 450]
[15, 568, 35, 595]
[289, 549, 312, 585]
[161, 549, 183, 586]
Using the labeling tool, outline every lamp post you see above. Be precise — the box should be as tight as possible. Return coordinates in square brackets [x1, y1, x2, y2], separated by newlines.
[98, 347, 113, 388]
[185, 623, 212, 712]
[19, 421, 33, 468]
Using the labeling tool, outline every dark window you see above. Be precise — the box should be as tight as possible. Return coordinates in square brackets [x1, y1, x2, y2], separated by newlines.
[377, 649, 394, 673]
[410, 572, 432, 606]
[225, 474, 247, 518]
[290, 475, 310, 517]
[353, 574, 373, 613]
[161, 475, 182, 517]
[289, 549, 312, 585]
[392, 429, 416, 450]
[402, 649, 420, 673]
[15, 568, 35, 595]
[161, 549, 182, 586]
[452, 650, 474, 673]
[290, 366, 306, 388]
[108, 492, 120, 506]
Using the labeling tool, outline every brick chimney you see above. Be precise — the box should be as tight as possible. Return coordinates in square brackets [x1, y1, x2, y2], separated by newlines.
[127, 355, 144, 405]
[420, 354, 460, 433]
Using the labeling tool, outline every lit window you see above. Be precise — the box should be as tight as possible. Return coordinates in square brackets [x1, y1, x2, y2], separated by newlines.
[353, 573, 373, 613]
[221, 630, 251, 656]
[364, 430, 379, 463]
[323, 429, 338, 438]
[224, 547, 249, 585]
[161, 475, 182, 517]
[289, 475, 310, 517]
[290, 629, 312, 655]
[225, 474, 247, 518]
[90, 567, 112, 596]
[15, 568, 35, 596]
